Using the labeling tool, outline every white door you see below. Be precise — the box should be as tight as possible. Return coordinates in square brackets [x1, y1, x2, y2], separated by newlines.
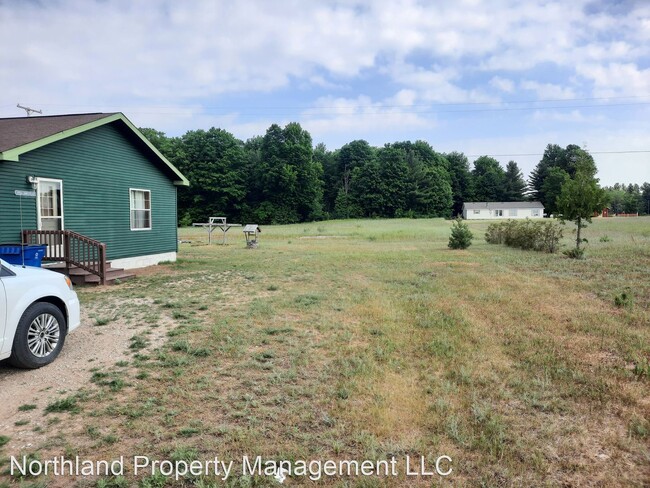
[37, 179, 64, 231]
[37, 179, 64, 259]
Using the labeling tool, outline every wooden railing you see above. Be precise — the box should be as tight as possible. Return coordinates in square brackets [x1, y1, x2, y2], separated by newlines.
[22, 230, 107, 285]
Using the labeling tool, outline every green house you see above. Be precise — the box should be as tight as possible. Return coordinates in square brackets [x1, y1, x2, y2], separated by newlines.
[0, 113, 188, 282]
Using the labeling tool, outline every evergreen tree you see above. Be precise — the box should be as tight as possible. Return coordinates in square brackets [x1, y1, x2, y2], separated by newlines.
[315, 143, 338, 215]
[445, 151, 474, 216]
[448, 218, 473, 249]
[375, 145, 409, 217]
[503, 161, 527, 201]
[393, 141, 452, 217]
[349, 159, 384, 217]
[529, 144, 596, 210]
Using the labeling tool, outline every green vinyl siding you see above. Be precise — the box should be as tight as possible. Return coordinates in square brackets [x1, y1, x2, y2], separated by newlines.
[0, 123, 178, 260]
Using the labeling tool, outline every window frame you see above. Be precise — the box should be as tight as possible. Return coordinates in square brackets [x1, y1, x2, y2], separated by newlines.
[129, 188, 152, 231]
[494, 209, 504, 217]
[509, 208, 518, 217]
[531, 209, 540, 217]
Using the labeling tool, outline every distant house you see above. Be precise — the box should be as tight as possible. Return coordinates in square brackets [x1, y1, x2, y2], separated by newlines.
[462, 202, 544, 220]
[0, 113, 189, 283]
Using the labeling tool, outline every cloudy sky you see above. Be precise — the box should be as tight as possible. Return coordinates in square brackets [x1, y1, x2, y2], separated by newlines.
[1, 0, 649, 185]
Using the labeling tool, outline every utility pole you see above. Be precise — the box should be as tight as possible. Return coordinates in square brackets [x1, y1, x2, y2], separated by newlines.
[17, 103, 42, 116]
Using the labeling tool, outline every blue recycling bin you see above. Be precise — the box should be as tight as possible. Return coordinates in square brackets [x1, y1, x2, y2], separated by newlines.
[0, 244, 48, 267]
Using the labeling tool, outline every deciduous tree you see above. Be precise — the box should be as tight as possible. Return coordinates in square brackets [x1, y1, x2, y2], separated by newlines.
[556, 155, 607, 255]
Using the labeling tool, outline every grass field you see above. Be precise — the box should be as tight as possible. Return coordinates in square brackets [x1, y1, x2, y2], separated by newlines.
[2, 217, 649, 487]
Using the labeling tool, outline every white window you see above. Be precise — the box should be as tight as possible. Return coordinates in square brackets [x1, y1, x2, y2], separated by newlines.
[494, 209, 503, 217]
[130, 189, 151, 230]
[473, 210, 480, 214]
[509, 209, 518, 217]
[531, 209, 540, 217]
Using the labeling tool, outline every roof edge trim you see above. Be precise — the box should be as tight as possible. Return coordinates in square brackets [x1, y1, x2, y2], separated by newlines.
[0, 113, 189, 186]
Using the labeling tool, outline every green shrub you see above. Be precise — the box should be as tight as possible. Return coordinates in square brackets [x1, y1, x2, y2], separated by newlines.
[448, 218, 473, 250]
[485, 219, 563, 253]
[563, 247, 585, 259]
[614, 291, 633, 309]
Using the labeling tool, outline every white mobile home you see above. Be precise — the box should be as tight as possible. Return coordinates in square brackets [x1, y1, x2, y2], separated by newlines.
[462, 202, 544, 220]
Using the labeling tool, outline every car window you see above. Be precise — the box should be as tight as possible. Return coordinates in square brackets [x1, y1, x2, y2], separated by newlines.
[0, 265, 16, 277]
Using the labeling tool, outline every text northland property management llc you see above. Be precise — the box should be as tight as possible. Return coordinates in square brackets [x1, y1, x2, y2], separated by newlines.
[12, 455, 452, 482]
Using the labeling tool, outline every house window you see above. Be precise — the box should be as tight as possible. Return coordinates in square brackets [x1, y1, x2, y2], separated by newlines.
[494, 209, 503, 217]
[509, 209, 518, 217]
[531, 209, 540, 217]
[130, 189, 151, 230]
[473, 210, 480, 214]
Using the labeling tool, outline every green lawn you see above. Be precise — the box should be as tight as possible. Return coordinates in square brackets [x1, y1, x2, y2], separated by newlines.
[2, 217, 649, 487]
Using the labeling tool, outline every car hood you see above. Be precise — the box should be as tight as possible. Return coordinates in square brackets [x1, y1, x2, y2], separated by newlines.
[1, 260, 61, 279]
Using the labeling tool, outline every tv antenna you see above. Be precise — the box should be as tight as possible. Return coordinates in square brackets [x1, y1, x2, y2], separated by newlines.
[17, 103, 42, 116]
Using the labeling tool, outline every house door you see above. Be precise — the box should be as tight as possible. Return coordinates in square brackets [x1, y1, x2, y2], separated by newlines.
[37, 179, 64, 231]
[37, 179, 64, 259]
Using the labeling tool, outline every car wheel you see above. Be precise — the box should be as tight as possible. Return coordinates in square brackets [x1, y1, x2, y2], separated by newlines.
[9, 302, 67, 369]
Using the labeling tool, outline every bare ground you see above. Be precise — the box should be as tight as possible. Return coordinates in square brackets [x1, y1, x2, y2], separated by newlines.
[0, 298, 170, 452]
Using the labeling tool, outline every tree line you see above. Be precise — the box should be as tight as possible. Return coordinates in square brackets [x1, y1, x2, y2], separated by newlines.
[139, 124, 649, 225]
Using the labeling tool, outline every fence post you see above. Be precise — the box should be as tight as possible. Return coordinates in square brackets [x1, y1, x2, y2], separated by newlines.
[99, 243, 107, 285]
[63, 231, 71, 272]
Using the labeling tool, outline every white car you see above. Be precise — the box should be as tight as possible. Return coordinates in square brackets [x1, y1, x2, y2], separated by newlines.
[0, 258, 80, 369]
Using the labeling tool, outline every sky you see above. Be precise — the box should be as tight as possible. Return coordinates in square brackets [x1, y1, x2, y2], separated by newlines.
[1, 0, 649, 186]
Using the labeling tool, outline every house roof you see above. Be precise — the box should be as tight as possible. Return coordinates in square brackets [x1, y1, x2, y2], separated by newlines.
[463, 201, 544, 210]
[0, 113, 189, 186]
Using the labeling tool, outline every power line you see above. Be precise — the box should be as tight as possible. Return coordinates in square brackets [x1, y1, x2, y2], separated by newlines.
[11, 94, 650, 117]
[467, 150, 650, 158]
[22, 94, 650, 110]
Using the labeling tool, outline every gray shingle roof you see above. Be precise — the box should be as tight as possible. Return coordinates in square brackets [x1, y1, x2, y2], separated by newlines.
[463, 201, 544, 210]
[0, 113, 116, 152]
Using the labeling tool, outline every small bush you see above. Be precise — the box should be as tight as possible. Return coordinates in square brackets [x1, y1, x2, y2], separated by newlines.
[485, 219, 563, 253]
[448, 218, 473, 250]
[632, 358, 649, 379]
[614, 291, 633, 309]
[599, 235, 612, 243]
[45, 396, 80, 414]
[563, 247, 585, 259]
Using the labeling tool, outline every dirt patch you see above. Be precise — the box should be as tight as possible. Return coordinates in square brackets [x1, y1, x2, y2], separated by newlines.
[0, 300, 171, 451]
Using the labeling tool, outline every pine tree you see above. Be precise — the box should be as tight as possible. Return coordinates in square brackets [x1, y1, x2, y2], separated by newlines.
[503, 161, 527, 201]
[448, 218, 473, 249]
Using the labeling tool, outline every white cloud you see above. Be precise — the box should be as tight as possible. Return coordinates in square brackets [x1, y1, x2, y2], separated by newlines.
[0, 0, 649, 184]
[521, 81, 576, 100]
[530, 109, 603, 123]
[575, 63, 650, 97]
[2, 0, 649, 109]
[299, 93, 435, 144]
[490, 77, 515, 93]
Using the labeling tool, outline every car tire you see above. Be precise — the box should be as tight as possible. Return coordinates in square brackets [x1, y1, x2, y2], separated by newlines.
[9, 302, 67, 369]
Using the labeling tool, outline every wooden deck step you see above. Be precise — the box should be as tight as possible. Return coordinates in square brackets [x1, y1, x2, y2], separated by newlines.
[48, 262, 135, 285]
[84, 270, 135, 284]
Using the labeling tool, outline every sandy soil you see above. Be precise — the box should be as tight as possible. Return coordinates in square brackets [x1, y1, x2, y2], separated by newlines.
[0, 304, 168, 451]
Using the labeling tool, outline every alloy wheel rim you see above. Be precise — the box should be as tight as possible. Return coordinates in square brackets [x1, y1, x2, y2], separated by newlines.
[27, 313, 60, 358]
